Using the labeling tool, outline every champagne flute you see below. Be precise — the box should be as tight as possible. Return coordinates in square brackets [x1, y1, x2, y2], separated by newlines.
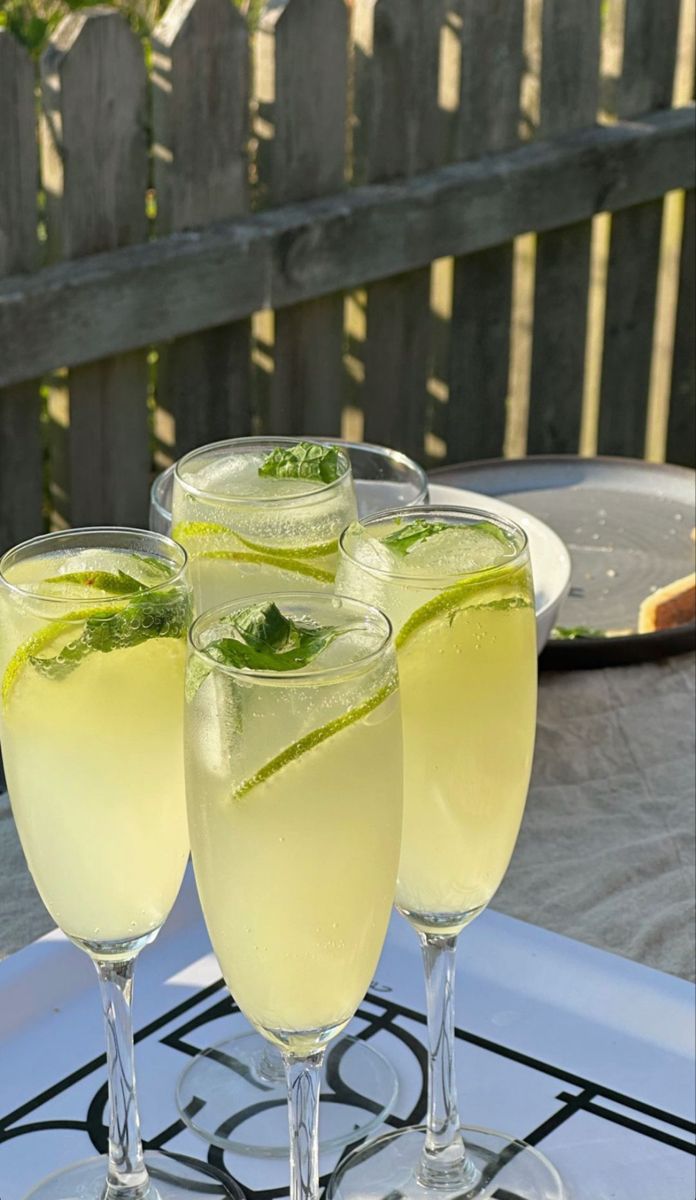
[0, 528, 232, 1199]
[330, 507, 564, 1200]
[169, 438, 401, 1157]
[184, 592, 403, 1198]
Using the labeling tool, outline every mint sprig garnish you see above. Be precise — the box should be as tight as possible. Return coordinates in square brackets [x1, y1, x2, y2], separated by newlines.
[30, 589, 191, 682]
[202, 601, 341, 675]
[258, 442, 345, 484]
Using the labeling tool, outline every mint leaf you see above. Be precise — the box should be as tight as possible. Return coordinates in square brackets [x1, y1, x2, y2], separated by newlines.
[383, 519, 511, 557]
[202, 600, 340, 675]
[30, 588, 191, 681]
[551, 625, 606, 640]
[383, 520, 450, 556]
[258, 442, 344, 484]
[133, 553, 174, 576]
[44, 570, 148, 595]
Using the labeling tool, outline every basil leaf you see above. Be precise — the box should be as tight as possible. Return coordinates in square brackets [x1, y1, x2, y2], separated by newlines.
[226, 600, 293, 651]
[258, 442, 344, 484]
[200, 601, 340, 676]
[30, 588, 191, 681]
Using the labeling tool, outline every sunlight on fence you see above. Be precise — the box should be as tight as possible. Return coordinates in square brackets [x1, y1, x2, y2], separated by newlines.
[0, 0, 693, 549]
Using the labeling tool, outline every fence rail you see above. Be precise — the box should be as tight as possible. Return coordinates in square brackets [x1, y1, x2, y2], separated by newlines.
[0, 0, 694, 550]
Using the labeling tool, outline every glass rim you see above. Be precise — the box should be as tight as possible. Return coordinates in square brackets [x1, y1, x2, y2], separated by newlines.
[0, 526, 189, 606]
[157, 436, 428, 505]
[327, 438, 428, 499]
[151, 465, 174, 518]
[188, 590, 395, 686]
[339, 504, 530, 584]
[174, 436, 353, 506]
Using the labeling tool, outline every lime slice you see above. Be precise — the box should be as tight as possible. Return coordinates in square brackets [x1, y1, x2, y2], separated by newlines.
[172, 520, 229, 541]
[396, 563, 530, 650]
[172, 520, 338, 560]
[199, 549, 334, 584]
[2, 605, 114, 705]
[232, 677, 396, 801]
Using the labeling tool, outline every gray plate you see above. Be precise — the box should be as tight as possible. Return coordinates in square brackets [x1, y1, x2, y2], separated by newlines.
[431, 456, 696, 668]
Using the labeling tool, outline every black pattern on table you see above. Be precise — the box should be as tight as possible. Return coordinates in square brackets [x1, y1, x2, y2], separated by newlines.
[0, 978, 693, 1199]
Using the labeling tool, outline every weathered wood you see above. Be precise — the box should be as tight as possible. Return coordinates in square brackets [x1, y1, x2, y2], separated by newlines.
[0, 107, 692, 392]
[40, 9, 150, 525]
[256, 0, 348, 436]
[666, 190, 695, 466]
[0, 32, 43, 553]
[455, 0, 524, 159]
[527, 0, 600, 455]
[448, 244, 514, 461]
[598, 0, 681, 457]
[618, 0, 683, 118]
[0, 37, 37, 275]
[447, 0, 524, 463]
[362, 268, 430, 455]
[0, 382, 44, 553]
[353, 0, 443, 185]
[152, 0, 251, 456]
[355, 0, 443, 458]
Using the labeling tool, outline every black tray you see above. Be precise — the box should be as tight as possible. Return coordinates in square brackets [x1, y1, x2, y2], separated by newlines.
[431, 456, 696, 669]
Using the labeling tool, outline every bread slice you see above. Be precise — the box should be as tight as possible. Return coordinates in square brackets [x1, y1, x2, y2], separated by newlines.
[638, 572, 696, 633]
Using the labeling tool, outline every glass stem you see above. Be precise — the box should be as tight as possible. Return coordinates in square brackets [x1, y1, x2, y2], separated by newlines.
[419, 932, 474, 1188]
[283, 1049, 325, 1200]
[95, 956, 150, 1197]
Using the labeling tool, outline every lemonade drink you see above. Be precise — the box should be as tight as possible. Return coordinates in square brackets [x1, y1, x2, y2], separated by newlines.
[338, 509, 537, 936]
[172, 439, 358, 613]
[0, 536, 191, 952]
[185, 595, 402, 1054]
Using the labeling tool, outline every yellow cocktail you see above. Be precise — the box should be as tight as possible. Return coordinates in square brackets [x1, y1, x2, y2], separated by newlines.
[171, 438, 358, 612]
[185, 593, 402, 1190]
[330, 508, 561, 1200]
[0, 529, 214, 1200]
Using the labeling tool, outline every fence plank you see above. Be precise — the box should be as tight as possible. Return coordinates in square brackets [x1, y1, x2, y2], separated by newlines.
[256, 0, 347, 436]
[598, 0, 681, 457]
[526, 0, 600, 455]
[0, 32, 43, 553]
[40, 10, 149, 526]
[0, 107, 692, 391]
[666, 189, 695, 466]
[447, 0, 524, 463]
[355, 0, 442, 459]
[152, 0, 251, 458]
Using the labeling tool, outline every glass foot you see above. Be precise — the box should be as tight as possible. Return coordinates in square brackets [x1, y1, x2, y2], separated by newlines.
[23, 1150, 244, 1199]
[327, 1125, 565, 1200]
[176, 1030, 398, 1158]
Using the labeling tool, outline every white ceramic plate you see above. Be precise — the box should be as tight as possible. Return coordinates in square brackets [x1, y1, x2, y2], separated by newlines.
[427, 482, 572, 651]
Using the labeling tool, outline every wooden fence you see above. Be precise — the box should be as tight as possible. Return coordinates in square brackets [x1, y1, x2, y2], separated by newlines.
[0, 0, 694, 550]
